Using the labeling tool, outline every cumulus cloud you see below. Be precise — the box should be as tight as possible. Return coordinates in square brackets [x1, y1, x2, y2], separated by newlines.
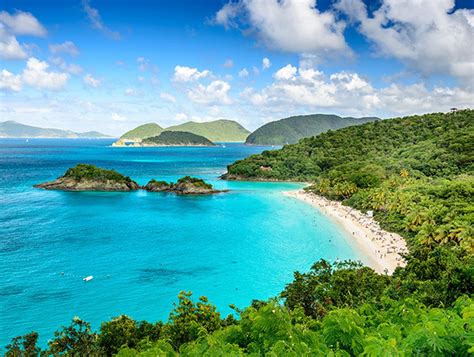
[49, 41, 79, 56]
[262, 57, 271, 70]
[215, 0, 350, 58]
[82, 0, 121, 40]
[0, 11, 46, 60]
[160, 92, 177, 103]
[238, 68, 249, 78]
[173, 65, 211, 82]
[50, 57, 83, 75]
[0, 69, 22, 92]
[0, 11, 47, 36]
[241, 63, 473, 116]
[111, 112, 127, 121]
[336, 0, 474, 84]
[0, 27, 27, 60]
[83, 73, 101, 88]
[0, 57, 70, 92]
[22, 57, 69, 90]
[175, 112, 188, 121]
[187, 80, 232, 105]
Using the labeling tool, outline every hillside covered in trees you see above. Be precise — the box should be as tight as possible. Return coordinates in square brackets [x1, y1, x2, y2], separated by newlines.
[6, 111, 473, 356]
[245, 114, 378, 145]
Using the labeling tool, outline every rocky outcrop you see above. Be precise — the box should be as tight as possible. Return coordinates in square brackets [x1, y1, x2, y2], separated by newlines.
[34, 164, 140, 191]
[144, 176, 224, 195]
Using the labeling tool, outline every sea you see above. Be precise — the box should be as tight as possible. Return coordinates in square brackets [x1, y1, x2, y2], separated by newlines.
[0, 139, 362, 347]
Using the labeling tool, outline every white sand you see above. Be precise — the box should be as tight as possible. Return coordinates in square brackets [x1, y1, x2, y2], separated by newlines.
[284, 190, 408, 275]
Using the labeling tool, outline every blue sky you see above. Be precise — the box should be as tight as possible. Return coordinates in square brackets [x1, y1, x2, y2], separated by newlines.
[0, 0, 473, 135]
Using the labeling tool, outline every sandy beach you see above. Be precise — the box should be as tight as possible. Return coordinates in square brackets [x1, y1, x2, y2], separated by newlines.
[284, 190, 408, 275]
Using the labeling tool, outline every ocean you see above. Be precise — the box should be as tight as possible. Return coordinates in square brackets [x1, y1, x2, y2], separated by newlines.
[0, 139, 362, 346]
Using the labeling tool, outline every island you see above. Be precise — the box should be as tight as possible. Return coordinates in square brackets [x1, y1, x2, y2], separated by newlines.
[137, 131, 216, 146]
[144, 176, 224, 194]
[34, 164, 140, 191]
[34, 165, 223, 195]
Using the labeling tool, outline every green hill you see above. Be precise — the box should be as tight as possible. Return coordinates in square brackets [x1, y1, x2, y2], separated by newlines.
[0, 121, 110, 138]
[245, 114, 379, 145]
[119, 123, 164, 142]
[165, 119, 250, 142]
[141, 131, 215, 146]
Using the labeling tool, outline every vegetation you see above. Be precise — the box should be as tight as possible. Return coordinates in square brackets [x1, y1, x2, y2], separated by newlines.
[8, 110, 473, 355]
[166, 119, 250, 142]
[63, 164, 134, 184]
[119, 123, 163, 141]
[145, 176, 218, 194]
[245, 114, 378, 145]
[142, 131, 215, 146]
[0, 120, 110, 138]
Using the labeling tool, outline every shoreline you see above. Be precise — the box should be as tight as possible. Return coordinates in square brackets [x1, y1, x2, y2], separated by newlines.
[284, 190, 408, 275]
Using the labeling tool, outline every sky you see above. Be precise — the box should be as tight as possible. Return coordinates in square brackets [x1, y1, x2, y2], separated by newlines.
[0, 0, 473, 135]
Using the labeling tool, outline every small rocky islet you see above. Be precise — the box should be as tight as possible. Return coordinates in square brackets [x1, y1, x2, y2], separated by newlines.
[34, 164, 224, 195]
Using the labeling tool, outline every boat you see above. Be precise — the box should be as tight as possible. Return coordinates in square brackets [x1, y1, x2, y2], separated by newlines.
[83, 275, 94, 282]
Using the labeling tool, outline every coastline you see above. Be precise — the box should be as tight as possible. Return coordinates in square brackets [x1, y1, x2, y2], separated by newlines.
[284, 189, 408, 275]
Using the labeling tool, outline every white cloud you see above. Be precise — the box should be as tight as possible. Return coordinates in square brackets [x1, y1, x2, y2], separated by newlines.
[124, 88, 142, 96]
[175, 112, 188, 121]
[111, 112, 127, 121]
[0, 27, 27, 60]
[0, 69, 22, 92]
[50, 57, 83, 75]
[49, 41, 79, 56]
[82, 0, 120, 40]
[238, 68, 249, 78]
[262, 57, 271, 70]
[187, 80, 232, 105]
[173, 65, 211, 82]
[240, 63, 473, 117]
[252, 66, 260, 75]
[0, 11, 46, 60]
[215, 0, 350, 57]
[83, 73, 101, 88]
[336, 0, 474, 83]
[0, 11, 47, 36]
[160, 92, 176, 103]
[223, 59, 234, 68]
[22, 57, 69, 90]
[274, 64, 297, 80]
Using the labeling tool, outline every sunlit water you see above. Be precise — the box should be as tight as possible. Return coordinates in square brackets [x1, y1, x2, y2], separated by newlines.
[0, 139, 362, 346]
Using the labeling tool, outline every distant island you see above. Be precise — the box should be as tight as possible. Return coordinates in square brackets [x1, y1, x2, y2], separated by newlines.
[34, 164, 222, 194]
[245, 114, 379, 145]
[112, 119, 249, 146]
[0, 121, 111, 139]
[132, 131, 215, 147]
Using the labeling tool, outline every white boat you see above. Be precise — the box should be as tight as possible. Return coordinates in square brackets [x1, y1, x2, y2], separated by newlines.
[83, 275, 94, 282]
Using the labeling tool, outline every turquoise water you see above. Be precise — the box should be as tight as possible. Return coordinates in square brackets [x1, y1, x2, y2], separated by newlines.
[0, 139, 361, 346]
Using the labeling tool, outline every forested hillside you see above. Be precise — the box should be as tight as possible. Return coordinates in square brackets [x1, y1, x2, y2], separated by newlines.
[6, 111, 473, 356]
[245, 114, 378, 145]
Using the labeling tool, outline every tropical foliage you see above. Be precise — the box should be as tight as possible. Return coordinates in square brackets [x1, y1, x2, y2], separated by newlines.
[142, 131, 215, 146]
[63, 164, 134, 183]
